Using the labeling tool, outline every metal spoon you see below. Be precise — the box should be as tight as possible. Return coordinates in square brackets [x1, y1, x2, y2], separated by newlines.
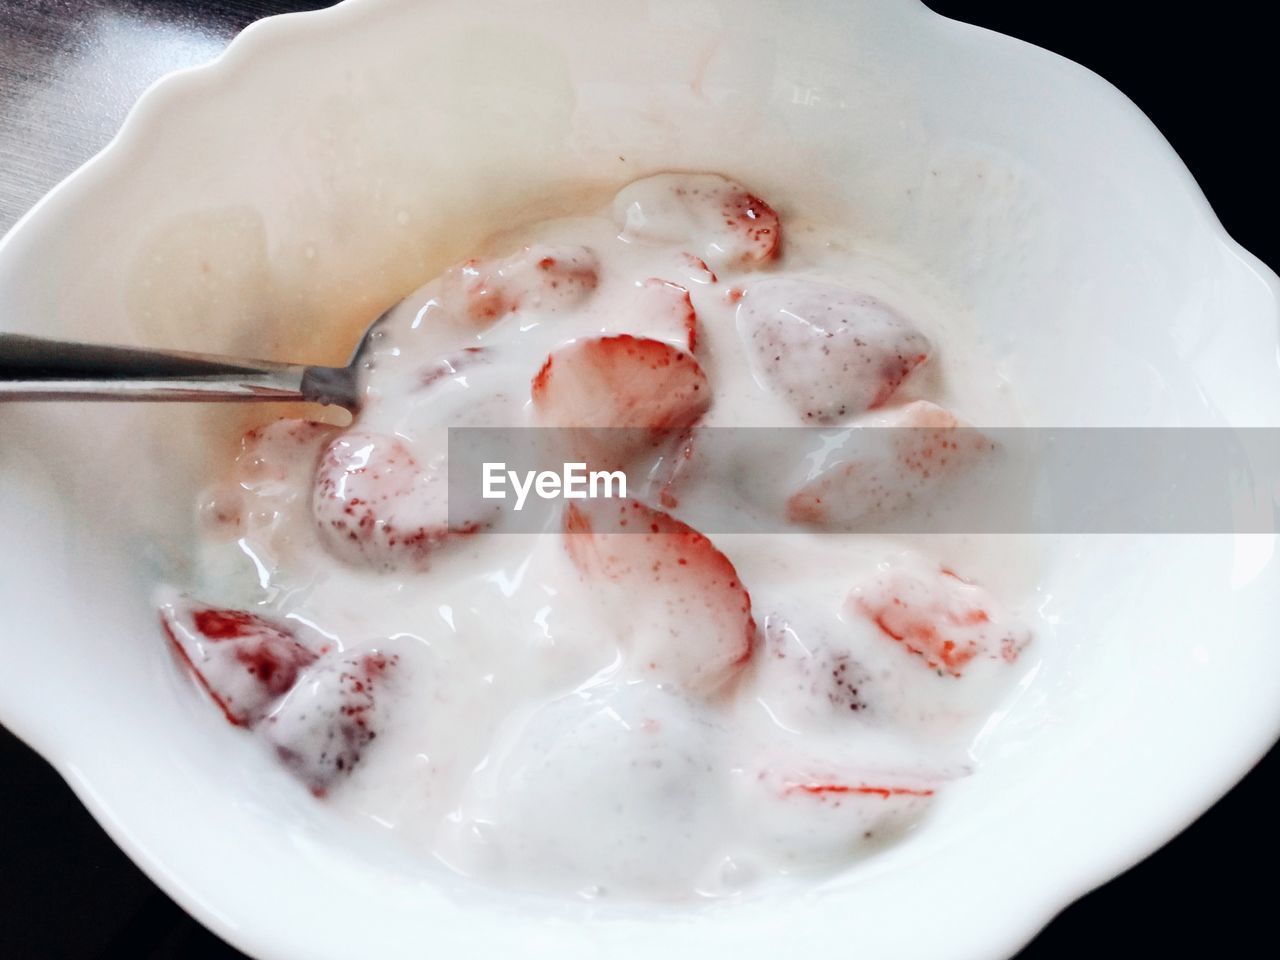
[0, 309, 392, 411]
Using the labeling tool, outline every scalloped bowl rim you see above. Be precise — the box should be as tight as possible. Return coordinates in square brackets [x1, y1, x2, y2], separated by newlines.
[0, 1, 1277, 959]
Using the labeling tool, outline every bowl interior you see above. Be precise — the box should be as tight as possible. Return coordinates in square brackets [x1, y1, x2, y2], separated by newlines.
[1, 1, 1277, 958]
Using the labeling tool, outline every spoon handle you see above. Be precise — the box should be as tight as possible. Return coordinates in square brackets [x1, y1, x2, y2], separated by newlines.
[0, 334, 358, 408]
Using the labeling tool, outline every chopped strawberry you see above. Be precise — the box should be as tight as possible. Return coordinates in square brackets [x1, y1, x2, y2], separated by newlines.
[159, 597, 325, 727]
[261, 650, 400, 797]
[562, 499, 755, 693]
[236, 418, 339, 486]
[679, 253, 717, 285]
[418, 346, 489, 390]
[161, 593, 406, 796]
[197, 418, 342, 544]
[782, 781, 936, 800]
[737, 278, 931, 423]
[613, 173, 781, 269]
[532, 335, 709, 428]
[761, 612, 876, 716]
[312, 432, 488, 572]
[848, 560, 1031, 677]
[531, 335, 711, 468]
[240, 417, 336, 451]
[787, 401, 994, 526]
[754, 560, 1034, 744]
[439, 244, 599, 324]
[751, 601, 944, 737]
[738, 765, 937, 861]
[628, 278, 698, 352]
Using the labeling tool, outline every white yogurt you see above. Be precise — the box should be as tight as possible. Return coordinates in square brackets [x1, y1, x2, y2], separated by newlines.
[168, 173, 1041, 899]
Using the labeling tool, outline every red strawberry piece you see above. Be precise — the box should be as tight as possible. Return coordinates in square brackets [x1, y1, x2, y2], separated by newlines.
[738, 765, 937, 861]
[751, 602, 946, 736]
[627, 278, 698, 352]
[312, 431, 489, 572]
[418, 346, 489, 390]
[200, 418, 342, 543]
[562, 499, 755, 694]
[761, 612, 877, 717]
[261, 650, 400, 797]
[848, 560, 1031, 677]
[787, 401, 994, 526]
[613, 173, 781, 269]
[737, 278, 930, 423]
[236, 418, 339, 486]
[159, 597, 326, 727]
[439, 244, 599, 325]
[781, 781, 936, 800]
[678, 253, 717, 285]
[240, 418, 337, 451]
[531, 334, 711, 469]
[532, 335, 710, 428]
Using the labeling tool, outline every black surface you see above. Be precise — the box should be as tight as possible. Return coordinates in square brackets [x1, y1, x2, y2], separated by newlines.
[0, 2, 1276, 958]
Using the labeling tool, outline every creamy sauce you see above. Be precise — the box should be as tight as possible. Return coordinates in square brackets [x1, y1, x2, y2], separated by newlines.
[167, 173, 1041, 899]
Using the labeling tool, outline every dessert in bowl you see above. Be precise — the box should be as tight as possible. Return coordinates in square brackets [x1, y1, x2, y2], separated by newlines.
[0, 0, 1277, 957]
[163, 170, 1037, 898]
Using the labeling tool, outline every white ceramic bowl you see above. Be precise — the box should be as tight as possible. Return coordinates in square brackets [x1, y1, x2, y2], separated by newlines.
[2, 1, 1277, 957]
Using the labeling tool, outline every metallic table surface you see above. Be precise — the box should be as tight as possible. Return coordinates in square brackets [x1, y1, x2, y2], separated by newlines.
[0, 0, 327, 232]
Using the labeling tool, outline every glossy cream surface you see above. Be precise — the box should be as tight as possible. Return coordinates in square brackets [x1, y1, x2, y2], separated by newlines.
[170, 173, 1042, 899]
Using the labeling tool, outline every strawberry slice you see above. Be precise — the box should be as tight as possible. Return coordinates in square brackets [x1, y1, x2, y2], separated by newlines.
[532, 335, 709, 429]
[312, 431, 489, 572]
[238, 419, 338, 480]
[613, 173, 781, 269]
[623, 278, 698, 352]
[738, 765, 937, 862]
[562, 499, 755, 694]
[159, 597, 326, 727]
[848, 560, 1031, 678]
[678, 253, 718, 285]
[261, 650, 400, 797]
[754, 562, 1033, 743]
[200, 418, 341, 543]
[760, 611, 877, 717]
[417, 346, 489, 390]
[439, 244, 599, 324]
[531, 335, 711, 469]
[787, 401, 994, 526]
[781, 781, 936, 800]
[737, 278, 930, 423]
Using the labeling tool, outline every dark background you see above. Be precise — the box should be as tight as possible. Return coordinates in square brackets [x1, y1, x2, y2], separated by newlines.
[1, 1, 1275, 956]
